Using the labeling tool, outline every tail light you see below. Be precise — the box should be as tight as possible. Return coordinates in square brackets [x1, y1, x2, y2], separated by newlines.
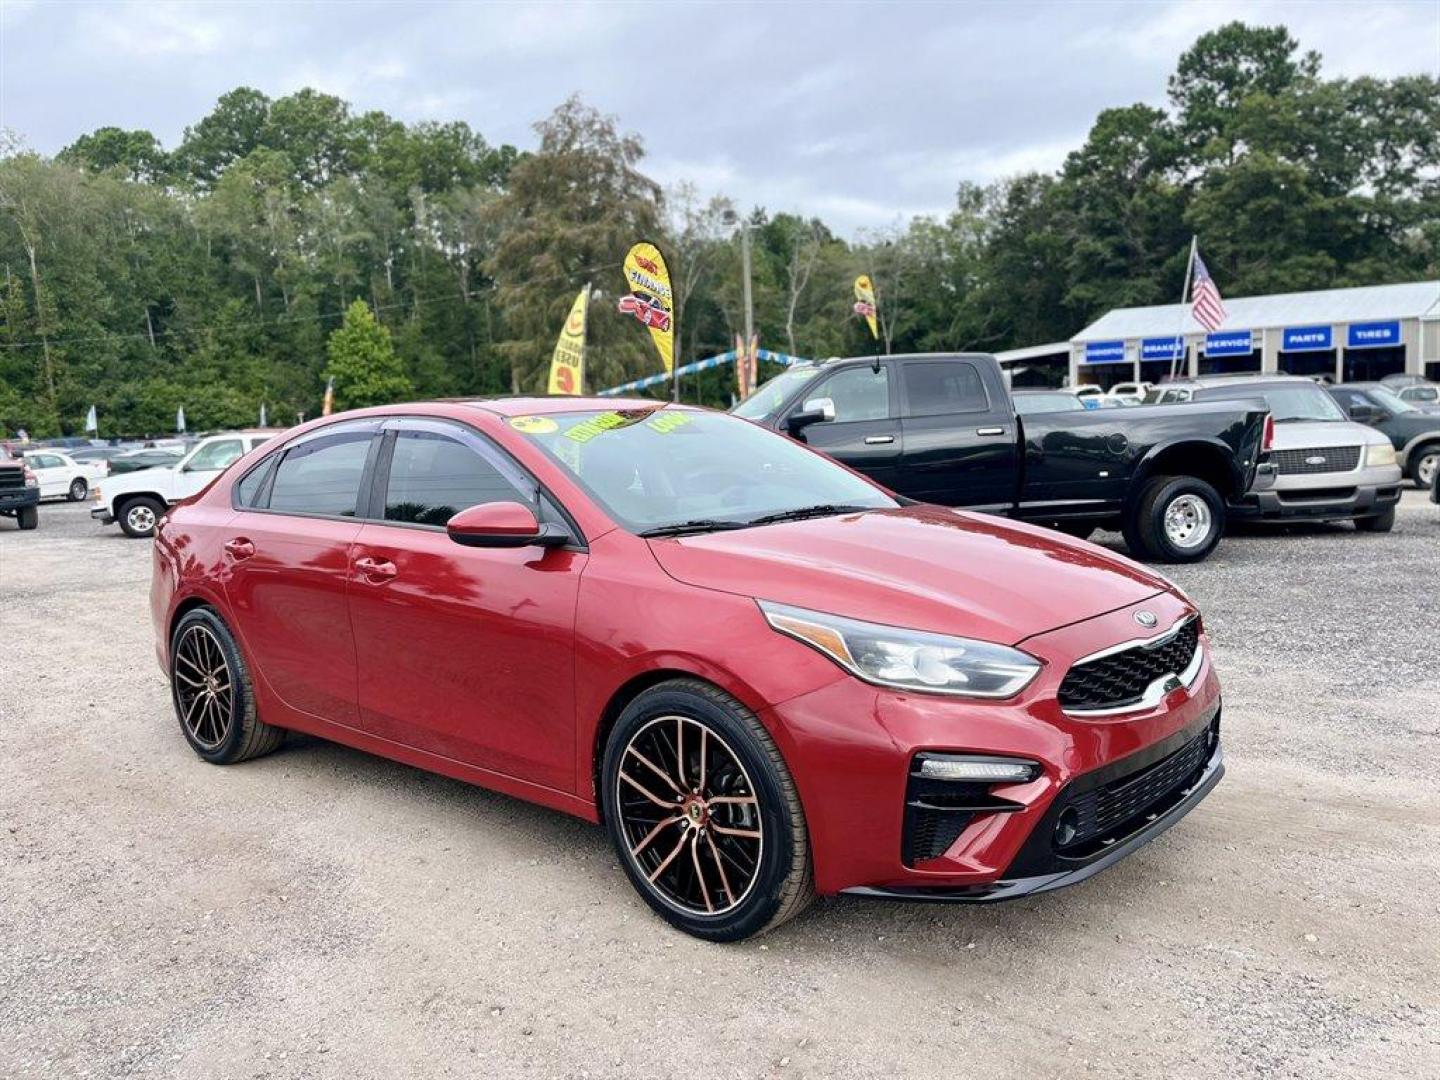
[1261, 413, 1275, 453]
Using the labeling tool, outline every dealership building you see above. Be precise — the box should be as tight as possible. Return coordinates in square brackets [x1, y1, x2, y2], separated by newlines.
[999, 280, 1440, 390]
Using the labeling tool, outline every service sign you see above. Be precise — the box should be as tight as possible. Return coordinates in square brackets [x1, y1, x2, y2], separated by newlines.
[1346, 320, 1401, 350]
[853, 275, 879, 340]
[1140, 336, 1186, 361]
[619, 242, 675, 374]
[1282, 325, 1332, 352]
[1084, 340, 1126, 364]
[547, 286, 589, 395]
[1205, 330, 1254, 357]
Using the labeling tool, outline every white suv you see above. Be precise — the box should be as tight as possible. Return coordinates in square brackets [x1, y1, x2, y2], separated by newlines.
[91, 431, 273, 537]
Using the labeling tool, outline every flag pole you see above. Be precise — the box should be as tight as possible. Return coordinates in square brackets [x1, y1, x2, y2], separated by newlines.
[1170, 236, 1197, 382]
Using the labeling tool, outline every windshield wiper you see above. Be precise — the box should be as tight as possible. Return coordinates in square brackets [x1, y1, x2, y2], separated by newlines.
[638, 518, 752, 538]
[746, 504, 875, 526]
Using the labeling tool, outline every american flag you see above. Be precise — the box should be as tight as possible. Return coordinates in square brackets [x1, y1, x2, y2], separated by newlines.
[1190, 251, 1227, 331]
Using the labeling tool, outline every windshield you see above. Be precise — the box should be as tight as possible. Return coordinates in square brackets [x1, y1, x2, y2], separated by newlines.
[1365, 386, 1417, 414]
[509, 407, 896, 534]
[1198, 383, 1346, 422]
[731, 367, 819, 420]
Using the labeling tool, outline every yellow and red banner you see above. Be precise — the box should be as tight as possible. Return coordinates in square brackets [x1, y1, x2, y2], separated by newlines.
[853, 274, 879, 340]
[619, 241, 675, 374]
[547, 285, 590, 395]
[734, 333, 759, 400]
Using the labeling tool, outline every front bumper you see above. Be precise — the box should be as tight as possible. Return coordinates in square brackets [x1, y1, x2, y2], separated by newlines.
[1229, 465, 1402, 521]
[762, 592, 1224, 898]
[844, 712, 1222, 903]
[0, 487, 39, 512]
[90, 505, 115, 524]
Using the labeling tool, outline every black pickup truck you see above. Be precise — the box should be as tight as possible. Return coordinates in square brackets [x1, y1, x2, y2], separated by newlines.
[732, 352, 1271, 563]
[0, 450, 40, 530]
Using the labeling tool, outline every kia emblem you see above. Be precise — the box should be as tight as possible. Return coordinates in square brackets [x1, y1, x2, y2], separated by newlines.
[1134, 611, 1158, 628]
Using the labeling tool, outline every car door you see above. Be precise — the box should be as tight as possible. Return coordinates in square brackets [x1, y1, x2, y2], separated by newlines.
[177, 438, 246, 499]
[894, 358, 1017, 508]
[347, 418, 586, 792]
[221, 422, 379, 726]
[782, 362, 902, 490]
[29, 454, 66, 497]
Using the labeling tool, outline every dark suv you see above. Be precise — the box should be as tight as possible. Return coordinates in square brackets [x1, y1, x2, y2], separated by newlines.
[1327, 383, 1440, 490]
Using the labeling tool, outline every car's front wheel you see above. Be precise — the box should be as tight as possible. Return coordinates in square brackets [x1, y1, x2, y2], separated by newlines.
[601, 679, 813, 942]
[170, 607, 284, 765]
[118, 496, 164, 538]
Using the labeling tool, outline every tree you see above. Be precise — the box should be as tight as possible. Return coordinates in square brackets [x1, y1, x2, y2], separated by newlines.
[324, 299, 410, 409]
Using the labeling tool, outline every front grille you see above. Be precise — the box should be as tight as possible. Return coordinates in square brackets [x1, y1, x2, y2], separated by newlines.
[0, 469, 24, 493]
[1275, 487, 1356, 503]
[1054, 725, 1215, 857]
[1270, 446, 1360, 475]
[1058, 618, 1199, 713]
[901, 765, 1024, 866]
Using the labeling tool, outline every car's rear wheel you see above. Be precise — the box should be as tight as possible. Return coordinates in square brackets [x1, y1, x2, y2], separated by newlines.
[118, 496, 163, 538]
[1355, 507, 1395, 533]
[1124, 475, 1225, 564]
[170, 608, 284, 765]
[1412, 445, 1440, 490]
[601, 679, 812, 942]
[68, 478, 88, 501]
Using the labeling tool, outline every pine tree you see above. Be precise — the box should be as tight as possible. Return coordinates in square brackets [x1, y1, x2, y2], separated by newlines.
[323, 299, 411, 409]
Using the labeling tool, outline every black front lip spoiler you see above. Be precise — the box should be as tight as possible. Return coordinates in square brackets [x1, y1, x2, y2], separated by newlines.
[841, 741, 1224, 905]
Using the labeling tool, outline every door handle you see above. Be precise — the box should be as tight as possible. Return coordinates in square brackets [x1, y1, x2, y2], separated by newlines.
[976, 427, 1006, 437]
[354, 556, 397, 582]
[223, 538, 255, 561]
[864, 435, 895, 445]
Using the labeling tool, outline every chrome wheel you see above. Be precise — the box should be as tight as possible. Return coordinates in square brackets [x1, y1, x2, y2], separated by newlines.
[1163, 494, 1212, 550]
[68, 478, 87, 501]
[126, 503, 157, 533]
[1418, 451, 1439, 489]
[172, 624, 234, 749]
[614, 715, 763, 917]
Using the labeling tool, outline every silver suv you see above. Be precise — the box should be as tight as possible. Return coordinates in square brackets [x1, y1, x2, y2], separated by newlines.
[1149, 376, 1403, 531]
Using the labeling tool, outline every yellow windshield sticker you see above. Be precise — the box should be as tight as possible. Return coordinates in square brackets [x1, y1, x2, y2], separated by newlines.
[563, 409, 652, 443]
[509, 415, 559, 435]
[646, 412, 691, 434]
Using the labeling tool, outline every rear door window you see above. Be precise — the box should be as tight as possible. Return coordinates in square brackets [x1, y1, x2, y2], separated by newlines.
[267, 432, 374, 517]
[901, 362, 988, 417]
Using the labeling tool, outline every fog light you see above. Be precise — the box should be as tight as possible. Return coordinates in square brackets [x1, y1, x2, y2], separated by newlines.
[918, 756, 1037, 783]
[1055, 807, 1080, 847]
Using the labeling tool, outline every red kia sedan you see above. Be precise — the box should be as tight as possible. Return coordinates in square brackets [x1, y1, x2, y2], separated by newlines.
[151, 398, 1223, 941]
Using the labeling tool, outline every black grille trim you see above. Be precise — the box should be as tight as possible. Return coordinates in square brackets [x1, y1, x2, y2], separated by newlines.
[901, 760, 1025, 867]
[1058, 617, 1200, 714]
[0, 468, 25, 493]
[1053, 722, 1217, 859]
[1270, 446, 1360, 475]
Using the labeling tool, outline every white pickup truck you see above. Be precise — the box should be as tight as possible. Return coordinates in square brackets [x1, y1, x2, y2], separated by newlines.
[92, 431, 274, 537]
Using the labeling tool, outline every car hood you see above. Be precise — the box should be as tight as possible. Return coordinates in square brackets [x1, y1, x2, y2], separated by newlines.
[647, 505, 1171, 646]
[1271, 420, 1385, 448]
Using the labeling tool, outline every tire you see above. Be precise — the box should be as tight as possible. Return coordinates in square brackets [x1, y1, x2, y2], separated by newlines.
[1355, 507, 1395, 533]
[169, 607, 284, 765]
[600, 678, 813, 942]
[1411, 445, 1440, 491]
[67, 477, 88, 501]
[1124, 475, 1225, 564]
[16, 505, 38, 530]
[117, 496, 164, 538]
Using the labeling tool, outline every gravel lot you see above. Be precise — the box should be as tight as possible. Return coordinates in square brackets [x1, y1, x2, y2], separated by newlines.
[3, 495, 1438, 1079]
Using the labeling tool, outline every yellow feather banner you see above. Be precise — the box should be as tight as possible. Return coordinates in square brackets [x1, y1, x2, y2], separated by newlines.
[547, 285, 589, 395]
[619, 242, 675, 374]
[853, 274, 879, 340]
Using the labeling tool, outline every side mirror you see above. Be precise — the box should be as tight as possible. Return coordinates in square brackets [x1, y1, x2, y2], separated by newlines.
[786, 396, 835, 434]
[446, 501, 569, 549]
[1348, 404, 1383, 424]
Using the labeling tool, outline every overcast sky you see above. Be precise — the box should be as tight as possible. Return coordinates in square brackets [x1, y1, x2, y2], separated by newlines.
[2, 0, 1437, 232]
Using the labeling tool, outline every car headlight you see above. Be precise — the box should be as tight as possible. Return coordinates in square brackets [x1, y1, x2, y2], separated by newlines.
[1365, 443, 1397, 468]
[759, 601, 1042, 698]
